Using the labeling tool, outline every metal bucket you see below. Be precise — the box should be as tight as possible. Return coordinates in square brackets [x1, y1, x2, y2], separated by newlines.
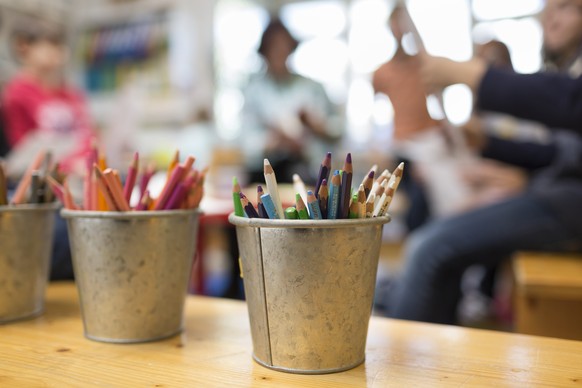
[0, 203, 58, 323]
[61, 209, 200, 343]
[229, 214, 390, 374]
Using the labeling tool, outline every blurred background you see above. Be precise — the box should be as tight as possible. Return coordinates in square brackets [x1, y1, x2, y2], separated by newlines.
[0, 0, 559, 329]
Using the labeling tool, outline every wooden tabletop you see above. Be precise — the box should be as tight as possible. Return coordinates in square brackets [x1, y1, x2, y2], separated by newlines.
[1, 282, 581, 387]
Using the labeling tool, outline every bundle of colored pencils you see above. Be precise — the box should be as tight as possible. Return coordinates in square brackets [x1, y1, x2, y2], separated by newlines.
[0, 150, 63, 206]
[232, 153, 404, 220]
[50, 147, 205, 211]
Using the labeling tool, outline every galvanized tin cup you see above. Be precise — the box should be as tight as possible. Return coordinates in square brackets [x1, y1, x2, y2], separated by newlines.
[61, 209, 199, 343]
[0, 203, 58, 323]
[229, 214, 390, 374]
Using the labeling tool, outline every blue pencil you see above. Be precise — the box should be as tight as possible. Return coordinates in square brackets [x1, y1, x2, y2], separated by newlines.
[328, 170, 341, 219]
[306, 190, 322, 220]
[260, 193, 279, 219]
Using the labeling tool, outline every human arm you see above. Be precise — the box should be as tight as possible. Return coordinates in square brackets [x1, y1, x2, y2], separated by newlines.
[421, 55, 582, 130]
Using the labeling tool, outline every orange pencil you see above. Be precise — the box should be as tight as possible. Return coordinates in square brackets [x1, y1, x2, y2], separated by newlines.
[46, 176, 65, 205]
[103, 168, 130, 211]
[93, 165, 116, 211]
[63, 179, 79, 210]
[11, 150, 46, 204]
[167, 150, 179, 179]
[97, 153, 108, 210]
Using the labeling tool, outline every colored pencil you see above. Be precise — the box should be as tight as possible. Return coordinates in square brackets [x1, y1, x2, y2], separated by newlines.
[0, 162, 7, 205]
[361, 170, 375, 199]
[339, 153, 353, 219]
[167, 150, 179, 179]
[11, 150, 46, 205]
[348, 193, 359, 219]
[136, 190, 151, 211]
[296, 193, 309, 219]
[314, 152, 332, 199]
[306, 190, 322, 220]
[165, 171, 196, 210]
[30, 171, 42, 203]
[103, 168, 130, 211]
[97, 153, 108, 210]
[154, 164, 185, 210]
[93, 165, 116, 211]
[366, 193, 375, 218]
[63, 178, 79, 210]
[123, 152, 139, 203]
[318, 179, 328, 219]
[260, 193, 279, 219]
[232, 176, 244, 216]
[139, 163, 156, 197]
[264, 159, 284, 219]
[257, 185, 268, 219]
[240, 192, 259, 218]
[357, 184, 366, 218]
[284, 206, 299, 219]
[293, 173, 308, 205]
[375, 179, 397, 217]
[46, 176, 65, 205]
[328, 170, 341, 219]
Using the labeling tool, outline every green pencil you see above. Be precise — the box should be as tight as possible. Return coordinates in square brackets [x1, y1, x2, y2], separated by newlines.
[232, 176, 244, 217]
[296, 193, 309, 219]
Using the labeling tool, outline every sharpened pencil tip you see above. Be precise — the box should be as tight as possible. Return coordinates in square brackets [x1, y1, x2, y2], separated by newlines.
[368, 170, 374, 179]
[321, 179, 327, 185]
[233, 176, 238, 185]
[346, 153, 352, 163]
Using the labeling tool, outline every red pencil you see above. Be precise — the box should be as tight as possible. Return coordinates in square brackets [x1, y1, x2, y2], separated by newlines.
[123, 152, 139, 203]
[11, 150, 46, 205]
[154, 164, 185, 210]
[164, 171, 196, 210]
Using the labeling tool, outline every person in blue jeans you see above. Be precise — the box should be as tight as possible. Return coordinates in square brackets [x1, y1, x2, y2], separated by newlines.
[387, 56, 582, 324]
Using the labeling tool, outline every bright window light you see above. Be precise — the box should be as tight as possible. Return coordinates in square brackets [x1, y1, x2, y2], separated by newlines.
[472, 0, 544, 21]
[347, 78, 374, 141]
[443, 84, 472, 125]
[290, 38, 349, 85]
[215, 88, 244, 140]
[407, 0, 473, 61]
[373, 93, 394, 127]
[281, 1, 346, 39]
[473, 18, 543, 73]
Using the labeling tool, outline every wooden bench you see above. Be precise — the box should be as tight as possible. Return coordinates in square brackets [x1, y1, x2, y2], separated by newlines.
[513, 252, 582, 340]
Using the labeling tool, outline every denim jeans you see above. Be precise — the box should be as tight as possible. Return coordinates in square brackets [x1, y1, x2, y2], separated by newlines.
[50, 213, 74, 280]
[388, 193, 582, 325]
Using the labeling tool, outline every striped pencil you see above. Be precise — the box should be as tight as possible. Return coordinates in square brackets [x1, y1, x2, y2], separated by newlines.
[328, 170, 341, 219]
[366, 193, 375, 218]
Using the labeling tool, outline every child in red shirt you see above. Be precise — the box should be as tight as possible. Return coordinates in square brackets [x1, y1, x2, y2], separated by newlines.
[2, 23, 94, 174]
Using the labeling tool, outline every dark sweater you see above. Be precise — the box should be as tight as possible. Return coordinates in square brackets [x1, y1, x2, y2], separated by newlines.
[478, 68, 582, 235]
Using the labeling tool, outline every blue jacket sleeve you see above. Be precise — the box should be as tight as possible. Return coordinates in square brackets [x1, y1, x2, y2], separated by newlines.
[478, 68, 582, 131]
[481, 135, 557, 170]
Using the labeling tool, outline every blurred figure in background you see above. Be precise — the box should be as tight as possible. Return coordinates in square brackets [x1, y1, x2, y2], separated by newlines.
[372, 5, 438, 230]
[241, 18, 342, 183]
[2, 22, 96, 281]
[542, 0, 582, 76]
[2, 22, 94, 177]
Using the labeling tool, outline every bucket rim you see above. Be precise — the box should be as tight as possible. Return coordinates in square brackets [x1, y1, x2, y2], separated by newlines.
[61, 207, 201, 220]
[228, 212, 390, 229]
[0, 202, 60, 213]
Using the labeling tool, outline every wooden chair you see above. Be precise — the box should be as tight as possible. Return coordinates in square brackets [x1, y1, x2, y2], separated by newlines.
[513, 252, 582, 340]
